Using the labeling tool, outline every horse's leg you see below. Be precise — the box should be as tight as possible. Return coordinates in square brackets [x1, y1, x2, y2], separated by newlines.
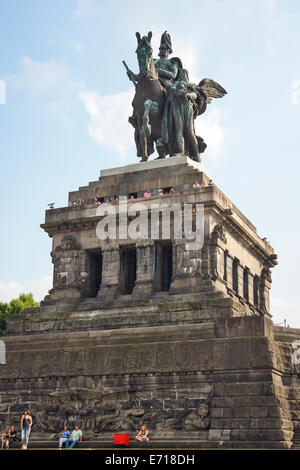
[141, 99, 161, 161]
[142, 100, 152, 137]
[155, 138, 166, 159]
[139, 99, 153, 161]
[139, 127, 148, 162]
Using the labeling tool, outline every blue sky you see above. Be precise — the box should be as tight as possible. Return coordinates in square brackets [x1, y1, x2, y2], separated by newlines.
[0, 0, 300, 325]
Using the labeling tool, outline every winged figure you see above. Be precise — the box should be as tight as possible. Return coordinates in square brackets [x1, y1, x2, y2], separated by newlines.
[198, 78, 227, 104]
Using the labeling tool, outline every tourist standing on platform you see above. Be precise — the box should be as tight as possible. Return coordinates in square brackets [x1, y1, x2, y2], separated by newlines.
[20, 410, 32, 450]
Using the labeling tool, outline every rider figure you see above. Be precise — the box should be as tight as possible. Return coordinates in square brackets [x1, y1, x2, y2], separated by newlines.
[154, 31, 180, 90]
[126, 31, 181, 89]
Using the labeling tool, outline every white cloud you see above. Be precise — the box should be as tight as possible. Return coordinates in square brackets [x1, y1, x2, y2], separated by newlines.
[69, 41, 84, 54]
[271, 296, 300, 328]
[79, 88, 135, 160]
[195, 107, 230, 161]
[291, 80, 300, 105]
[7, 56, 137, 157]
[7, 57, 84, 123]
[0, 276, 52, 303]
[172, 37, 199, 84]
[0, 79, 6, 104]
[0, 281, 24, 303]
[8, 57, 76, 94]
[29, 275, 53, 302]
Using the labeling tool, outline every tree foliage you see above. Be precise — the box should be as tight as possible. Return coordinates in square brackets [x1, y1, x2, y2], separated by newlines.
[0, 293, 40, 336]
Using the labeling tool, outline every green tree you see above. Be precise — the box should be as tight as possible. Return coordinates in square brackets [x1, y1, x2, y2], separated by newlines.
[0, 293, 40, 336]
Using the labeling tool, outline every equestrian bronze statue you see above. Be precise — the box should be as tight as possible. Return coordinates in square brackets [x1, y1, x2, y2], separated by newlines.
[123, 31, 227, 162]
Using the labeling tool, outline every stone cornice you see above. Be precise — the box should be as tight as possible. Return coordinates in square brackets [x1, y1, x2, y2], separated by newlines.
[41, 188, 276, 268]
[208, 206, 277, 268]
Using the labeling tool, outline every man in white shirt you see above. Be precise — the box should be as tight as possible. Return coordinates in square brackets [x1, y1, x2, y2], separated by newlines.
[65, 425, 83, 449]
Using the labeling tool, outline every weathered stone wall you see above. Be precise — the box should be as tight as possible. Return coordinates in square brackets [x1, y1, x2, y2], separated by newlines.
[1, 315, 297, 448]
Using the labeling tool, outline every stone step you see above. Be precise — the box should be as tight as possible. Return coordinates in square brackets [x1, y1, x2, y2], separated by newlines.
[292, 428, 300, 449]
[9, 439, 290, 450]
[15, 439, 219, 450]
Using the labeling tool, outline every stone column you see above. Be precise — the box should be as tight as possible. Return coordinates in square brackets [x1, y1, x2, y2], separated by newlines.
[209, 224, 228, 294]
[97, 246, 120, 304]
[225, 254, 234, 292]
[132, 241, 155, 299]
[259, 268, 272, 314]
[169, 240, 203, 294]
[200, 239, 210, 278]
[253, 275, 260, 309]
[248, 272, 254, 305]
[237, 264, 244, 297]
[43, 234, 83, 305]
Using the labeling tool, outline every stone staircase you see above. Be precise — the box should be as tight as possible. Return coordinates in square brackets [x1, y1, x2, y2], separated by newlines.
[6, 291, 244, 336]
[10, 439, 220, 450]
[292, 428, 300, 449]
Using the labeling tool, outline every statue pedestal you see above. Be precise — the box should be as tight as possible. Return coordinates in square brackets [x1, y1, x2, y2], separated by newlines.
[4, 157, 291, 449]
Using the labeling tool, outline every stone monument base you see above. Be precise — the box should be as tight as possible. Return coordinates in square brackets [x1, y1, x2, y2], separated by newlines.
[1, 157, 298, 449]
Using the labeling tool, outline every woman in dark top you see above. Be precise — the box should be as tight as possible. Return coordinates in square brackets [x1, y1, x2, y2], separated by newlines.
[1, 425, 16, 449]
[7, 426, 17, 448]
[20, 410, 32, 450]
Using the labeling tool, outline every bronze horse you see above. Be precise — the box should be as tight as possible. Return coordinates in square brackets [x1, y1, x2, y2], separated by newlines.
[132, 32, 166, 162]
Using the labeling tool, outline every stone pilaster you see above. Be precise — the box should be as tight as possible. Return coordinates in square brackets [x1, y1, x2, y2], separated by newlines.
[209, 224, 228, 294]
[132, 241, 155, 299]
[97, 246, 120, 304]
[225, 253, 234, 292]
[237, 264, 244, 298]
[247, 273, 254, 305]
[169, 240, 203, 294]
[253, 275, 260, 309]
[42, 234, 83, 305]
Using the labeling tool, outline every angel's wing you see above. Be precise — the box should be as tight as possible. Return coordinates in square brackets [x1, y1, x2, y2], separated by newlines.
[198, 78, 227, 103]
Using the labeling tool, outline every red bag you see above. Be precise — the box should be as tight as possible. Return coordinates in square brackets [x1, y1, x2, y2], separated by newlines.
[114, 433, 130, 446]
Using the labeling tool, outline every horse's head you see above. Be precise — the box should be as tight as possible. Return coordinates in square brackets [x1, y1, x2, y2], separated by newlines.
[135, 31, 156, 78]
